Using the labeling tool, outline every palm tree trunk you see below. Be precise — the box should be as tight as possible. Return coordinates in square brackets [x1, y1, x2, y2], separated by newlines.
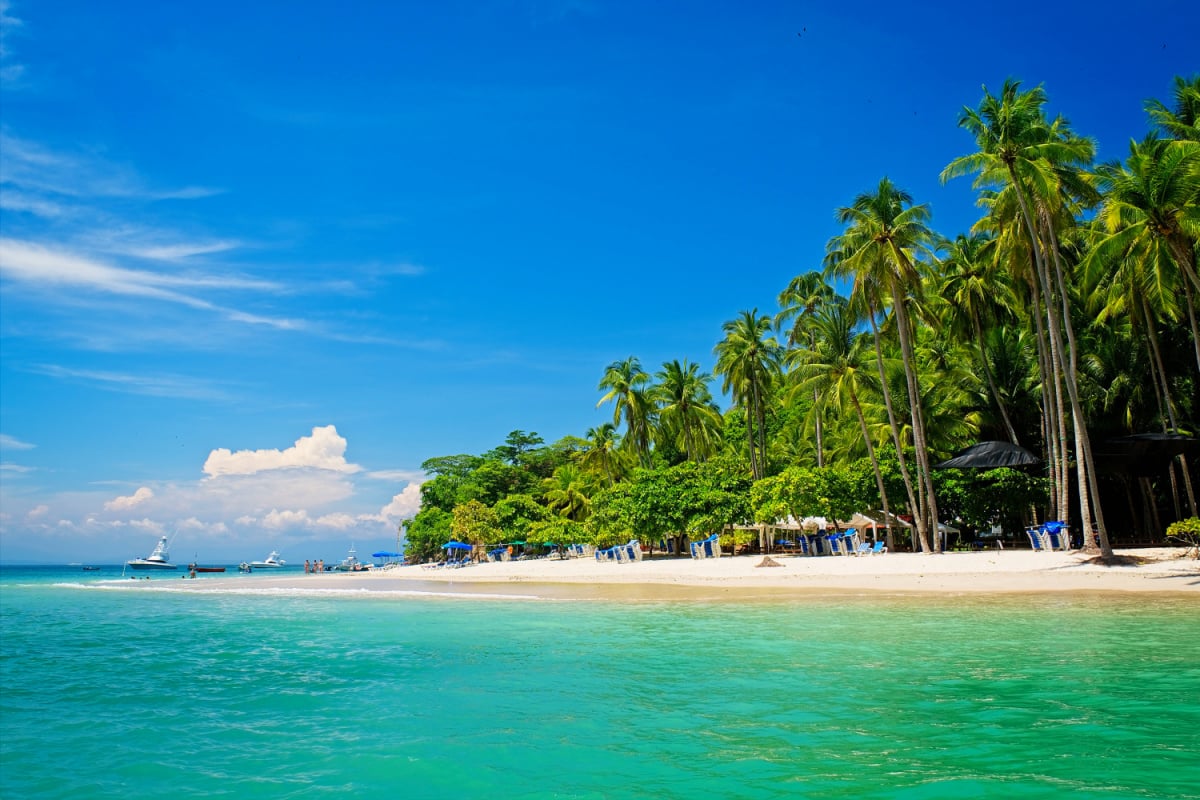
[889, 275, 936, 553]
[1141, 298, 1199, 517]
[867, 299, 920, 543]
[1039, 206, 1109, 555]
[850, 386, 894, 551]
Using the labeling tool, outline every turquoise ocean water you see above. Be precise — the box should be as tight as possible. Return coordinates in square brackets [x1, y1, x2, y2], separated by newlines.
[2, 565, 1198, 799]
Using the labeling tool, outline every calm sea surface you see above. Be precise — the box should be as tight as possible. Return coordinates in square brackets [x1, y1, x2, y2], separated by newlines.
[2, 565, 1198, 799]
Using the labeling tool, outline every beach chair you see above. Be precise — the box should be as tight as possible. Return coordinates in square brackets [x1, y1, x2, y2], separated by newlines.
[1042, 521, 1070, 551]
[853, 541, 871, 556]
[796, 535, 811, 556]
[1026, 527, 1046, 551]
[870, 540, 886, 555]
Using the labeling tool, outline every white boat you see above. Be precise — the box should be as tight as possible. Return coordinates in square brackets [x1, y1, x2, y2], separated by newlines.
[127, 536, 177, 570]
[334, 544, 367, 571]
[248, 550, 286, 569]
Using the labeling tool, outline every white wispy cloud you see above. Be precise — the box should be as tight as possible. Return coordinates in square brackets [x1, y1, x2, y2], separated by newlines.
[0, 0, 25, 87]
[0, 238, 304, 330]
[0, 132, 220, 200]
[0, 433, 35, 450]
[28, 364, 235, 402]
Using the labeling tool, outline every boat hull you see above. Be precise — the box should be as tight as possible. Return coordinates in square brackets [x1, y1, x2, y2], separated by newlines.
[127, 561, 177, 570]
[191, 567, 226, 573]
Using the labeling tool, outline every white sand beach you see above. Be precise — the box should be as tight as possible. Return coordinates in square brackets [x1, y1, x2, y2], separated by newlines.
[185, 547, 1200, 598]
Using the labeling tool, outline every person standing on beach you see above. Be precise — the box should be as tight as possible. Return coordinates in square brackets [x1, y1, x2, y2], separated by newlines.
[304, 559, 310, 574]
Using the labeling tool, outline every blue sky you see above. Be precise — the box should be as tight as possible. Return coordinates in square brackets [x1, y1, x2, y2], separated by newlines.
[1, 0, 1196, 563]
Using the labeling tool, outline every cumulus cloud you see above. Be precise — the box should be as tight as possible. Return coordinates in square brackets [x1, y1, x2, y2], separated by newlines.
[104, 486, 154, 511]
[203, 425, 362, 477]
[378, 482, 423, 523]
[26, 504, 47, 518]
[261, 508, 311, 530]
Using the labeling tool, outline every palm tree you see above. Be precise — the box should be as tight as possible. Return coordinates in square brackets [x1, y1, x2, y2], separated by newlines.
[1146, 75, 1200, 142]
[775, 271, 836, 465]
[713, 310, 781, 481]
[1089, 135, 1200, 372]
[824, 177, 940, 551]
[942, 80, 1112, 557]
[653, 359, 723, 463]
[543, 464, 591, 522]
[597, 357, 654, 467]
[1086, 135, 1200, 515]
[936, 232, 1023, 444]
[578, 423, 626, 487]
[789, 302, 897, 549]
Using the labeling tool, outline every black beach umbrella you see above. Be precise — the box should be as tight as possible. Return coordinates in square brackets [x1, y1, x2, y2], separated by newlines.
[1092, 433, 1199, 477]
[934, 441, 1041, 470]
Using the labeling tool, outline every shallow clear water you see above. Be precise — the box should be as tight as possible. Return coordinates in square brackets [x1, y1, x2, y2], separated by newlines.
[2, 566, 1198, 798]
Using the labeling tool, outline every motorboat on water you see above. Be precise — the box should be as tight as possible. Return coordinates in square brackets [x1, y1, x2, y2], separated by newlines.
[334, 544, 369, 571]
[127, 536, 177, 570]
[187, 563, 226, 573]
[248, 551, 286, 569]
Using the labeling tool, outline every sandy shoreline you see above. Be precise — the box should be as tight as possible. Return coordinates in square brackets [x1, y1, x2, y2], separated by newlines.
[173, 547, 1200, 599]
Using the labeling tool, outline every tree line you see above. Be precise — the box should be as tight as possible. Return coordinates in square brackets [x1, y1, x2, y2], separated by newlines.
[403, 77, 1199, 562]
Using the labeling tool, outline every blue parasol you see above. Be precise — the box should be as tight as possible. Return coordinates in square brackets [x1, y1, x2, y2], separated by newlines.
[441, 541, 472, 550]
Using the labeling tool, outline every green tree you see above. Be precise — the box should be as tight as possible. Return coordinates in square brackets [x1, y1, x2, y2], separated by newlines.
[824, 177, 940, 551]
[943, 80, 1112, 556]
[714, 309, 781, 481]
[653, 359, 723, 463]
[597, 357, 655, 467]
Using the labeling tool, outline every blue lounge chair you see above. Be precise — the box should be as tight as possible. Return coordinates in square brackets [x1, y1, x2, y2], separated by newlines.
[870, 540, 886, 555]
[1042, 521, 1070, 551]
[1026, 528, 1046, 551]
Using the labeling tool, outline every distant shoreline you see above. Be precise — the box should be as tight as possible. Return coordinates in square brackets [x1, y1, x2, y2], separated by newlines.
[145, 547, 1200, 598]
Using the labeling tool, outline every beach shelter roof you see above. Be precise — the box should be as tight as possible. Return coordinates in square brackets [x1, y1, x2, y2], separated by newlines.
[852, 510, 912, 528]
[800, 516, 829, 530]
[1093, 433, 1198, 478]
[934, 440, 1040, 469]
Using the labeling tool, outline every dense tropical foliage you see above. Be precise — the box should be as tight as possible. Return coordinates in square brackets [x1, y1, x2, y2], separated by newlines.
[400, 76, 1199, 562]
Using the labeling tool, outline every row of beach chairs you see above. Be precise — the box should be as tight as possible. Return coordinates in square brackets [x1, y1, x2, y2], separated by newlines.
[690, 534, 721, 559]
[775, 529, 886, 557]
[422, 555, 473, 569]
[595, 540, 643, 563]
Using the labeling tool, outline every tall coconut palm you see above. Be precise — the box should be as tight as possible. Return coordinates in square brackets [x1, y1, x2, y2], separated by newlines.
[653, 359, 723, 463]
[1146, 75, 1200, 142]
[936, 232, 1023, 444]
[597, 357, 655, 467]
[713, 309, 781, 481]
[775, 271, 836, 465]
[1089, 135, 1200, 371]
[942, 80, 1112, 557]
[579, 423, 627, 487]
[789, 302, 897, 549]
[824, 178, 940, 551]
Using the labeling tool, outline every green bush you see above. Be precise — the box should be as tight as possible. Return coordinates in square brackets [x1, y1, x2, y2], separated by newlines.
[1166, 517, 1200, 557]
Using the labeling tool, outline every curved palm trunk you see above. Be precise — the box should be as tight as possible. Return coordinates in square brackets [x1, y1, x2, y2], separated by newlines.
[1141, 297, 1199, 516]
[867, 301, 921, 549]
[1009, 168, 1110, 556]
[849, 386, 895, 551]
[889, 274, 937, 553]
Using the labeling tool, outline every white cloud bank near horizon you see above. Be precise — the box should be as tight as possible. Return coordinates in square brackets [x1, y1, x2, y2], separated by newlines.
[0, 425, 423, 562]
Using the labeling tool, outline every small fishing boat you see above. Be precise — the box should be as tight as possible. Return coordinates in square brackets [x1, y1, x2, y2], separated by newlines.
[248, 551, 286, 569]
[238, 562, 252, 573]
[334, 544, 368, 571]
[127, 536, 177, 570]
[188, 563, 226, 573]
[81, 566, 101, 571]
